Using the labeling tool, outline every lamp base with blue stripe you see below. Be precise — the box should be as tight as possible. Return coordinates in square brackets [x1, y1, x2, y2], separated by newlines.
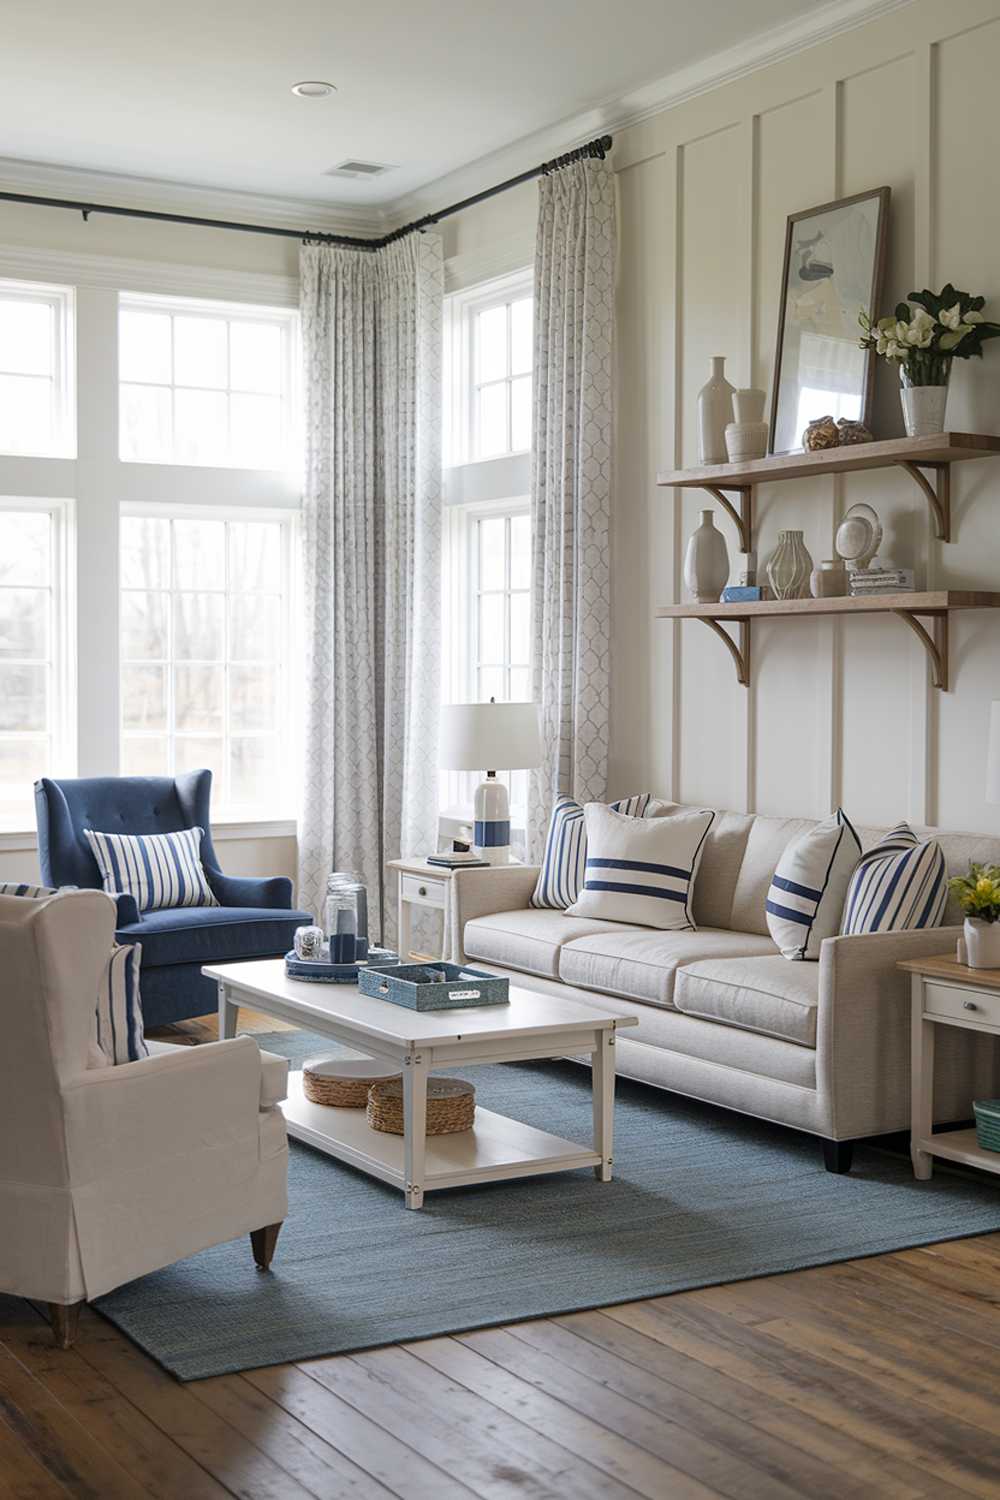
[473, 774, 511, 866]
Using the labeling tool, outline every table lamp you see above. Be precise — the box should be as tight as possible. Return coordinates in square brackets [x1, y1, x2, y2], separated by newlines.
[988, 701, 1000, 805]
[439, 700, 542, 865]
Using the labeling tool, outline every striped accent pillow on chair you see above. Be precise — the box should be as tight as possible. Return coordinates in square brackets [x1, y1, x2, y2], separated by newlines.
[530, 793, 659, 910]
[84, 827, 218, 913]
[766, 809, 861, 960]
[94, 942, 149, 1067]
[840, 823, 947, 935]
[566, 802, 715, 930]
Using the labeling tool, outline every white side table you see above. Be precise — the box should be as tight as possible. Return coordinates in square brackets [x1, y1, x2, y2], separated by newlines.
[386, 858, 457, 962]
[899, 952, 1000, 1182]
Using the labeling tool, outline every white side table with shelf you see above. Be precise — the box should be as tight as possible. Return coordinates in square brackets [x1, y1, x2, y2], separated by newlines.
[386, 858, 456, 962]
[899, 953, 1000, 1182]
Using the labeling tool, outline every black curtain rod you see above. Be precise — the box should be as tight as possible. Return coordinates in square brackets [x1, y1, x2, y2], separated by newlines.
[0, 135, 612, 252]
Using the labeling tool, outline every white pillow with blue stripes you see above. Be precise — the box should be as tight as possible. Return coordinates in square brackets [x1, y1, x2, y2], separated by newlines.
[530, 793, 664, 910]
[94, 941, 149, 1067]
[840, 823, 947, 935]
[766, 809, 861, 960]
[566, 802, 715, 930]
[84, 826, 218, 913]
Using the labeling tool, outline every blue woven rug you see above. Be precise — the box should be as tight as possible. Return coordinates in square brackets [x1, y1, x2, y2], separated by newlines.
[96, 1029, 1000, 1380]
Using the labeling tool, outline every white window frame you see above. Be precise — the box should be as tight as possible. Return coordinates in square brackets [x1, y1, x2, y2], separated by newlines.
[444, 267, 533, 469]
[0, 495, 76, 827]
[0, 278, 76, 459]
[119, 501, 299, 821]
[118, 291, 300, 472]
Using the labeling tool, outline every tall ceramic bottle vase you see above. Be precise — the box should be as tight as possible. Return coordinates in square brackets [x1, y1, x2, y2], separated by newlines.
[697, 356, 736, 464]
[684, 509, 730, 603]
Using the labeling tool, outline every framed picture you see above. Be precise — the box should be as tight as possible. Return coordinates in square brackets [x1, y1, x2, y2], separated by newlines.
[769, 186, 890, 455]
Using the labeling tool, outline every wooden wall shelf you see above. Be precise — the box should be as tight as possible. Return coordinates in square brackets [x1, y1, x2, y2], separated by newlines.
[655, 591, 1000, 692]
[657, 432, 1000, 547]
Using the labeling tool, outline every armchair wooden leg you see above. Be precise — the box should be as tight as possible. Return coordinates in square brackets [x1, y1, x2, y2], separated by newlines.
[250, 1222, 282, 1271]
[48, 1301, 84, 1349]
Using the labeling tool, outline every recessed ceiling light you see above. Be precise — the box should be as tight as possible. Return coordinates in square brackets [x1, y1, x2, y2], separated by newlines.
[291, 80, 337, 98]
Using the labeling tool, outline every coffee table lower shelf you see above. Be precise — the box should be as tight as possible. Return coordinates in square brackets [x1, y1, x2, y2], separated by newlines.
[283, 1071, 602, 1196]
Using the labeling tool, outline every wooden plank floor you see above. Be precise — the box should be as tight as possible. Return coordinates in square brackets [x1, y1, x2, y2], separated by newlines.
[3, 1012, 1000, 1499]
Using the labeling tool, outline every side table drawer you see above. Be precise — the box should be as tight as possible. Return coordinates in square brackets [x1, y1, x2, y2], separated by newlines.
[401, 873, 446, 909]
[924, 980, 1000, 1028]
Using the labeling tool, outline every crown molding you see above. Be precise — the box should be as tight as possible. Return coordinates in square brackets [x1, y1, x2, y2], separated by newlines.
[0, 154, 388, 237]
[386, 0, 915, 226]
[0, 239, 298, 306]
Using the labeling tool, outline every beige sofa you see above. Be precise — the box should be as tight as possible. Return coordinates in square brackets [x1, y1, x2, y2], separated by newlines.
[448, 806, 1000, 1172]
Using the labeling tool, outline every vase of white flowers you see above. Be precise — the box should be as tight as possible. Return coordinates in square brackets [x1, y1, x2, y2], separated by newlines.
[859, 285, 1000, 438]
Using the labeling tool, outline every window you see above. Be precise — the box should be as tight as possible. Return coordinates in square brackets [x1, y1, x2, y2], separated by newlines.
[0, 500, 72, 822]
[445, 270, 533, 466]
[119, 294, 297, 470]
[472, 508, 531, 703]
[120, 511, 295, 817]
[0, 280, 75, 458]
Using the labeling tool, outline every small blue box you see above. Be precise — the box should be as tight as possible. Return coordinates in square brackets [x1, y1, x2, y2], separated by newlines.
[721, 585, 763, 603]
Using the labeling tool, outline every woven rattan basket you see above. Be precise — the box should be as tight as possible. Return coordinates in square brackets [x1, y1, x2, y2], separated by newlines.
[367, 1076, 475, 1136]
[302, 1056, 400, 1108]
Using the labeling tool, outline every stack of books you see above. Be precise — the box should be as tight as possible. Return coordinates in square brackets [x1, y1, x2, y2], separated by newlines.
[849, 567, 915, 597]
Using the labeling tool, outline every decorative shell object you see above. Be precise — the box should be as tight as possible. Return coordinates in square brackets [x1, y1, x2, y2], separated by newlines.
[802, 415, 839, 451]
[835, 503, 883, 572]
[836, 418, 873, 445]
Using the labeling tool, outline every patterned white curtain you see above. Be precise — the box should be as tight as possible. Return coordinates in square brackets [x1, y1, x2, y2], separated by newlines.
[528, 159, 617, 860]
[298, 235, 443, 943]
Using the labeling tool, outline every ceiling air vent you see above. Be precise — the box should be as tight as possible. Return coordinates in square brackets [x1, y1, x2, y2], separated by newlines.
[325, 160, 396, 180]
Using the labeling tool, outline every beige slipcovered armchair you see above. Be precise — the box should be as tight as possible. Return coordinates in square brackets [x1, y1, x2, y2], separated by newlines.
[0, 889, 288, 1348]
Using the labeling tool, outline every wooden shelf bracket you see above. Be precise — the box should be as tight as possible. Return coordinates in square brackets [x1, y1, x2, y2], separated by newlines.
[894, 608, 950, 691]
[701, 485, 753, 553]
[898, 461, 951, 542]
[699, 617, 751, 685]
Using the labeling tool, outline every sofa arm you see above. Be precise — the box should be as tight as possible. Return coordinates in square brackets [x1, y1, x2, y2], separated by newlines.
[448, 865, 540, 962]
[817, 925, 971, 1138]
[207, 871, 295, 909]
[113, 890, 141, 927]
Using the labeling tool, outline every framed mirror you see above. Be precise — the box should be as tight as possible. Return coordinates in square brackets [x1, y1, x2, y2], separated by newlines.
[769, 186, 890, 455]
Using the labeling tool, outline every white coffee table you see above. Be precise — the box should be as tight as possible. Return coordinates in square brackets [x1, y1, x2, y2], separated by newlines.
[205, 959, 637, 1209]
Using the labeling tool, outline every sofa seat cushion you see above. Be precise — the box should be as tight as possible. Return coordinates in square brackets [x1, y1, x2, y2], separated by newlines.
[463, 909, 645, 980]
[557, 927, 777, 1009]
[115, 905, 312, 969]
[674, 954, 820, 1047]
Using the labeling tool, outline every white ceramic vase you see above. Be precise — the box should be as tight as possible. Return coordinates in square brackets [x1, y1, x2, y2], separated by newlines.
[962, 917, 1000, 970]
[697, 357, 735, 464]
[767, 529, 813, 600]
[899, 355, 951, 438]
[684, 509, 730, 603]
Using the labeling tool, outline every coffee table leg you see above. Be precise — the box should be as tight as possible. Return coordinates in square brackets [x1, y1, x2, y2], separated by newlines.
[218, 981, 239, 1040]
[592, 1027, 615, 1181]
[403, 1050, 428, 1209]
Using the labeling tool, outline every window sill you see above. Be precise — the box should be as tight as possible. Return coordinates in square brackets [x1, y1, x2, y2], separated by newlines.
[0, 817, 297, 853]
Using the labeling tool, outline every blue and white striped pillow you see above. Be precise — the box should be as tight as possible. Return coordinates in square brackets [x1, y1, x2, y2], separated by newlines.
[840, 823, 947, 935]
[566, 802, 715, 930]
[0, 881, 58, 898]
[95, 942, 149, 1066]
[531, 793, 658, 910]
[84, 826, 218, 913]
[766, 809, 861, 960]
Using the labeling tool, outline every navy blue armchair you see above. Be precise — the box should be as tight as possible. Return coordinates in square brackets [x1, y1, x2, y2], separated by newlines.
[35, 770, 312, 1027]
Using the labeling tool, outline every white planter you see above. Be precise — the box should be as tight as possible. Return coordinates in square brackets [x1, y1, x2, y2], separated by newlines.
[962, 917, 1000, 970]
[900, 383, 949, 438]
[697, 357, 735, 464]
[684, 509, 730, 603]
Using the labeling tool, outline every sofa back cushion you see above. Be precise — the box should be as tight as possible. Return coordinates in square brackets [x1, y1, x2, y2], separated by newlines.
[729, 816, 819, 936]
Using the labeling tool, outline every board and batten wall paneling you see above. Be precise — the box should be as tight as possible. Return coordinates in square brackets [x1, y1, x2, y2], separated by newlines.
[603, 0, 1000, 840]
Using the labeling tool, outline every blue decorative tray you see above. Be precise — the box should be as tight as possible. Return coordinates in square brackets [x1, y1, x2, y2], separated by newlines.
[284, 947, 399, 984]
[358, 962, 509, 1011]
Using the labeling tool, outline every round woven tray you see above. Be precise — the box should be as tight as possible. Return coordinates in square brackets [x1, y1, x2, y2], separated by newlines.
[367, 1076, 475, 1136]
[302, 1056, 400, 1108]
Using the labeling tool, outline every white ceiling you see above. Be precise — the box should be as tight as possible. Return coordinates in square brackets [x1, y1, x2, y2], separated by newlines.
[0, 0, 846, 214]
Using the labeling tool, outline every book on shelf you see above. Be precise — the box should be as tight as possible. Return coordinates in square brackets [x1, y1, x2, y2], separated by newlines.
[850, 568, 915, 595]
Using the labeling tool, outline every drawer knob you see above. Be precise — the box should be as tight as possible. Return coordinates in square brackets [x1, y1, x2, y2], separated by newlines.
[418, 885, 428, 897]
[963, 1000, 979, 1011]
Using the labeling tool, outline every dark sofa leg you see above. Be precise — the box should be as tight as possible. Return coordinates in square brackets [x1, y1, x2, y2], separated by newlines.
[822, 1139, 854, 1174]
[48, 1301, 84, 1349]
[250, 1222, 282, 1271]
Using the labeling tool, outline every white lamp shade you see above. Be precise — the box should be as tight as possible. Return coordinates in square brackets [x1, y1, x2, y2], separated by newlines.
[988, 701, 1000, 805]
[439, 701, 542, 772]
